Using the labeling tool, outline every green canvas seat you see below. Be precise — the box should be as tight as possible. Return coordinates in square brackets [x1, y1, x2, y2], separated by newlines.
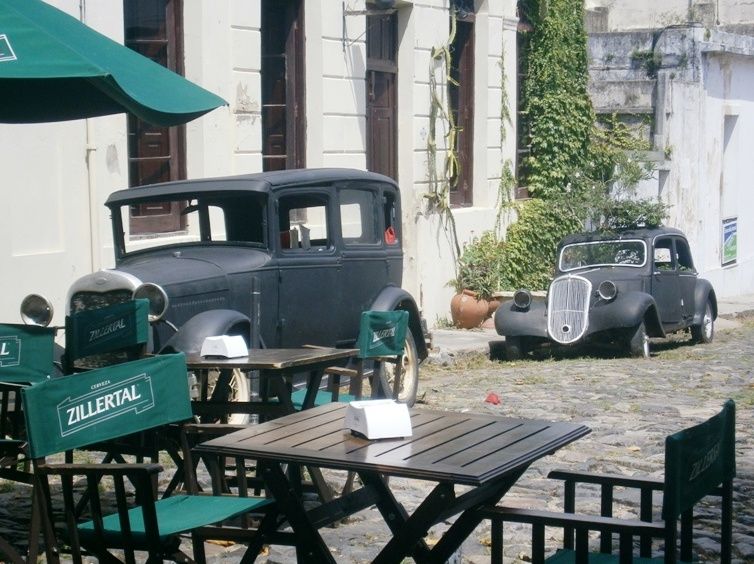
[63, 299, 150, 373]
[22, 354, 278, 563]
[293, 310, 409, 409]
[0, 323, 55, 384]
[480, 400, 735, 563]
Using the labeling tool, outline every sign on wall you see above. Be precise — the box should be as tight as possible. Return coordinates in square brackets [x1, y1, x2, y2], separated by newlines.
[721, 217, 737, 266]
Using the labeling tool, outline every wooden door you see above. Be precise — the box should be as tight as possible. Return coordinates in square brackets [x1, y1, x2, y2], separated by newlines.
[262, 0, 305, 171]
[366, 11, 397, 180]
[449, 16, 474, 206]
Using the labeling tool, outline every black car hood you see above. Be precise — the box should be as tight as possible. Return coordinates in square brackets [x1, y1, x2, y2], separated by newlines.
[115, 246, 271, 297]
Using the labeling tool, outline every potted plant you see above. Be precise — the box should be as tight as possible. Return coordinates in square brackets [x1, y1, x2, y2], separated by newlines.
[450, 231, 506, 328]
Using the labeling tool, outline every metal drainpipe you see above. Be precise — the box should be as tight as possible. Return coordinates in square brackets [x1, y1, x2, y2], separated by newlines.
[80, 0, 101, 273]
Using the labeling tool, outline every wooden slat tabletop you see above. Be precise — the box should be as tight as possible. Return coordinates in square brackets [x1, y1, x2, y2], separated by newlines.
[196, 403, 590, 486]
[184, 347, 358, 371]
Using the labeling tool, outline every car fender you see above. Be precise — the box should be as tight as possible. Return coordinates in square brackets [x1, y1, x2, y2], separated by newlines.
[693, 279, 717, 324]
[587, 291, 664, 338]
[158, 309, 251, 355]
[494, 299, 547, 338]
[370, 286, 428, 360]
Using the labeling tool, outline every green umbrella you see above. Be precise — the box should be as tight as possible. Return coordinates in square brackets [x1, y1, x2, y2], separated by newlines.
[0, 0, 226, 125]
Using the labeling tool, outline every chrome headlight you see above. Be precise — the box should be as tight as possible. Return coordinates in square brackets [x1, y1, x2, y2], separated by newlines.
[20, 294, 54, 326]
[133, 283, 169, 322]
[513, 289, 532, 310]
[598, 280, 618, 301]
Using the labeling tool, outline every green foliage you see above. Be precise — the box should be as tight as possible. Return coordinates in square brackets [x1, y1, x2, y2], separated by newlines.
[630, 49, 662, 77]
[500, 198, 582, 291]
[452, 231, 506, 301]
[597, 198, 671, 230]
[521, 0, 594, 196]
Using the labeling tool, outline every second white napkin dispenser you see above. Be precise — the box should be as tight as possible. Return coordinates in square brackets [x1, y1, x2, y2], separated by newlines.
[344, 399, 412, 440]
[200, 335, 248, 358]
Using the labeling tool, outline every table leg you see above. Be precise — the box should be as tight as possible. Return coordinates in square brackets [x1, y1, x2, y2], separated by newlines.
[430, 471, 524, 561]
[360, 472, 439, 563]
[262, 462, 336, 563]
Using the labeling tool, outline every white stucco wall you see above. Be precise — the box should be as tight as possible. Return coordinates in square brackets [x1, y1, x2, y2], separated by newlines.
[409, 0, 518, 326]
[694, 49, 754, 295]
[0, 0, 518, 330]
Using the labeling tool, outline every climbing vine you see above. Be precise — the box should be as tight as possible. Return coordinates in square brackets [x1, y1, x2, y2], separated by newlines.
[425, 12, 461, 260]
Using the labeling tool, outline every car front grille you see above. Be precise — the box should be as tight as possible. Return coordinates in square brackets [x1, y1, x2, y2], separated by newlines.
[70, 290, 134, 314]
[547, 275, 591, 344]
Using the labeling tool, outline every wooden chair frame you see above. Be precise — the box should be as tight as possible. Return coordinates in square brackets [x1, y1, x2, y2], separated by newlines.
[480, 401, 736, 563]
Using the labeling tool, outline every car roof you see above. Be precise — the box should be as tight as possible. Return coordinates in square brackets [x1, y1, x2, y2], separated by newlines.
[105, 168, 398, 206]
[559, 227, 686, 247]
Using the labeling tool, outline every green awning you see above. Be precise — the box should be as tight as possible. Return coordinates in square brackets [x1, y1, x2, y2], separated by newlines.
[0, 0, 226, 125]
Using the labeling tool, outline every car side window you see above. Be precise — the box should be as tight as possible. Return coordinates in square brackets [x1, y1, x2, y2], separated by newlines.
[278, 193, 330, 251]
[654, 238, 675, 271]
[675, 238, 695, 272]
[340, 189, 379, 246]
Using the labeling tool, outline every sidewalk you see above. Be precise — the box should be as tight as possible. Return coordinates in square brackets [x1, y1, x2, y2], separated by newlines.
[429, 293, 754, 359]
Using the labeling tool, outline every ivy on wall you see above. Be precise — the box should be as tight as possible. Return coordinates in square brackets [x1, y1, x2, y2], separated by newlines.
[428, 0, 669, 297]
[498, 0, 668, 291]
[520, 0, 593, 198]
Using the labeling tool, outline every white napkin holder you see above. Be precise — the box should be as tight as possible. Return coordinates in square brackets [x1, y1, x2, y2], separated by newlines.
[344, 399, 412, 440]
[200, 335, 248, 358]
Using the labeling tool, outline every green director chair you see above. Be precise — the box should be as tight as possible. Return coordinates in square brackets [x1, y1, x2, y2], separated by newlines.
[480, 400, 736, 563]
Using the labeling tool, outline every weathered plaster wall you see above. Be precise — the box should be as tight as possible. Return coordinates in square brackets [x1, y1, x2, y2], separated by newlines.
[585, 0, 754, 31]
[588, 27, 754, 298]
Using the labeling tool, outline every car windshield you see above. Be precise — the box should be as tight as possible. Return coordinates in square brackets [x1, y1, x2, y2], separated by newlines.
[115, 192, 268, 255]
[559, 240, 646, 271]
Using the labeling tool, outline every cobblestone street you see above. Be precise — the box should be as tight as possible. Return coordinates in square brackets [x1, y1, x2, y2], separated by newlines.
[253, 317, 754, 563]
[1, 318, 752, 563]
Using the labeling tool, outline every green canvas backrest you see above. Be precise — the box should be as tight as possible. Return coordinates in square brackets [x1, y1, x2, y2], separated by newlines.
[65, 299, 149, 363]
[0, 323, 55, 383]
[662, 399, 736, 520]
[21, 353, 192, 459]
[356, 310, 408, 359]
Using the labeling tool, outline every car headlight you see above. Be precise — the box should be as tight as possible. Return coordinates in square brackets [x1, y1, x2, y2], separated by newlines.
[513, 289, 532, 310]
[20, 294, 54, 326]
[598, 280, 618, 301]
[133, 283, 169, 322]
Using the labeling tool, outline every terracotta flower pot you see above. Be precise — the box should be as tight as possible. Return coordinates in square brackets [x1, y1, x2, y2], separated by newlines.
[486, 297, 502, 318]
[450, 289, 489, 329]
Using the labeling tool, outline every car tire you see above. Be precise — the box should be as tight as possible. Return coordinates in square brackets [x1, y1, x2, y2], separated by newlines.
[504, 336, 526, 361]
[691, 299, 715, 344]
[204, 368, 250, 424]
[384, 330, 419, 406]
[628, 321, 650, 359]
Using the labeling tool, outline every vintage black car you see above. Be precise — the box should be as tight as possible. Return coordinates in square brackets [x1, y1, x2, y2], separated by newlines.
[42, 169, 427, 404]
[494, 227, 717, 359]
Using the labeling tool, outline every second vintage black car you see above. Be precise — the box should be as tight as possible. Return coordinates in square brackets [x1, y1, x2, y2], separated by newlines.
[494, 227, 717, 359]
[36, 169, 427, 405]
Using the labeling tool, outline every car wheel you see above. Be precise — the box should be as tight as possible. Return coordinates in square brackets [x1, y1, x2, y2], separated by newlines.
[504, 336, 526, 360]
[204, 368, 250, 424]
[384, 330, 419, 406]
[628, 321, 650, 359]
[691, 299, 715, 344]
